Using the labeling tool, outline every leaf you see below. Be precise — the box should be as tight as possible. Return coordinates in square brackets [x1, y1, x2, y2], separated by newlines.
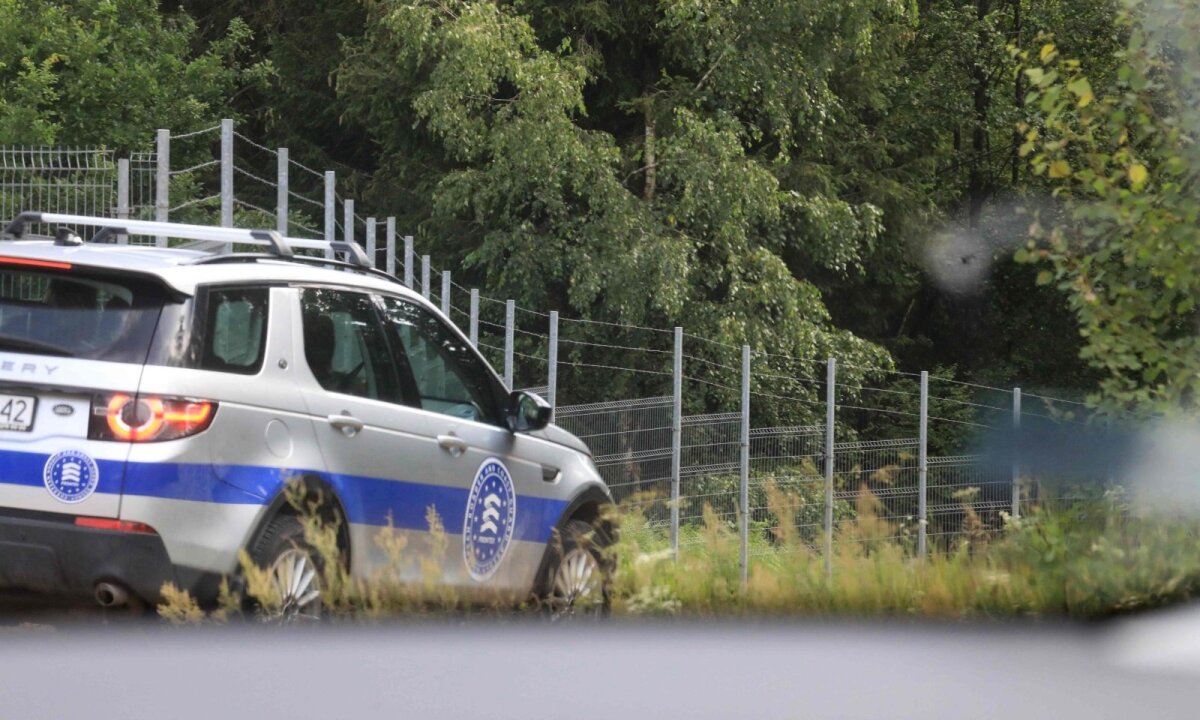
[1039, 43, 1057, 63]
[1128, 163, 1148, 187]
[1048, 160, 1072, 179]
[1067, 77, 1094, 108]
[1036, 270, 1054, 286]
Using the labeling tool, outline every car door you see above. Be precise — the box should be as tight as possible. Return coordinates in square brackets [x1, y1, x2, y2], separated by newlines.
[291, 286, 448, 581]
[378, 295, 565, 594]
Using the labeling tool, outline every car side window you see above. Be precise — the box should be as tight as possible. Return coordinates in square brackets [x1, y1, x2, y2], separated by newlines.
[300, 288, 400, 402]
[199, 287, 269, 374]
[380, 296, 503, 425]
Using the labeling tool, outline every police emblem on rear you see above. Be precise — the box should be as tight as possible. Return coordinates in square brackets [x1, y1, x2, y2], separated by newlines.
[463, 458, 517, 582]
[43, 450, 100, 504]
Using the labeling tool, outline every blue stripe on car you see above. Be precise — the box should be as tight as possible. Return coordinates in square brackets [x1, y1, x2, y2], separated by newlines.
[0, 449, 566, 543]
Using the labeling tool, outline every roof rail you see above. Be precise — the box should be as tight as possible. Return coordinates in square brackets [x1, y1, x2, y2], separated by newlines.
[188, 252, 403, 286]
[2, 211, 374, 270]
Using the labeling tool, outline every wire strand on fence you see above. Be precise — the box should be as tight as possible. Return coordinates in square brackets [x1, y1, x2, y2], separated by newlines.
[563, 361, 673, 377]
[168, 159, 220, 176]
[1022, 392, 1090, 407]
[927, 395, 1010, 413]
[837, 383, 924, 400]
[684, 353, 746, 374]
[168, 194, 220, 212]
[287, 189, 324, 209]
[232, 164, 277, 191]
[929, 375, 1014, 394]
[233, 131, 279, 157]
[560, 337, 672, 355]
[562, 315, 675, 335]
[233, 198, 277, 218]
[171, 125, 221, 140]
[748, 369, 823, 385]
[287, 156, 327, 179]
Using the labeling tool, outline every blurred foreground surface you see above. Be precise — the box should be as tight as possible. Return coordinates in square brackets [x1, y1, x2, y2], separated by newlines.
[1, 609, 1199, 720]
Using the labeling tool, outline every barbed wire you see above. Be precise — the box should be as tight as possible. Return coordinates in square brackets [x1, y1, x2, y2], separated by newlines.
[168, 159, 219, 176]
[232, 164, 276, 191]
[172, 125, 221, 140]
[233, 131, 278, 157]
[168, 194, 219, 212]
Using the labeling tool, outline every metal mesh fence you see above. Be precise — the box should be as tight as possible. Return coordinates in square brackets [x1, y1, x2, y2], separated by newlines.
[0, 148, 118, 237]
[556, 397, 674, 525]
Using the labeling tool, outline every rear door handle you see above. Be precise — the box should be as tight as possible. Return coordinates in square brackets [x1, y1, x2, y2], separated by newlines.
[327, 414, 365, 437]
[437, 434, 468, 457]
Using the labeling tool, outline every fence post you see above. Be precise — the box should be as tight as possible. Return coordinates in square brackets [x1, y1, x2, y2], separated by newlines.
[154, 129, 169, 247]
[1012, 387, 1021, 520]
[548, 311, 559, 420]
[276, 148, 288, 236]
[343, 199, 354, 247]
[441, 271, 451, 316]
[323, 171, 335, 259]
[469, 290, 480, 347]
[365, 218, 376, 268]
[740, 344, 751, 586]
[918, 370, 929, 559]
[421, 255, 431, 299]
[116, 158, 130, 245]
[404, 236, 414, 288]
[220, 119, 233, 233]
[824, 357, 836, 578]
[504, 299, 515, 388]
[385, 218, 396, 275]
[671, 327, 683, 559]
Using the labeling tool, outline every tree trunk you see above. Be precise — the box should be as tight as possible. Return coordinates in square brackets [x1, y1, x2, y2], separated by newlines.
[1011, 0, 1022, 187]
[643, 107, 657, 201]
[968, 0, 992, 230]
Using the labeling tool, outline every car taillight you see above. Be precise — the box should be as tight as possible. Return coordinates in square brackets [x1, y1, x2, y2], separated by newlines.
[89, 393, 217, 442]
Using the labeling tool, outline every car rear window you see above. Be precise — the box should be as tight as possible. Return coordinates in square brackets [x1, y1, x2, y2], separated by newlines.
[0, 266, 171, 363]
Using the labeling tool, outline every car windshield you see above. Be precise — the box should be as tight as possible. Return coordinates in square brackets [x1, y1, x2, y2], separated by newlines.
[0, 266, 169, 363]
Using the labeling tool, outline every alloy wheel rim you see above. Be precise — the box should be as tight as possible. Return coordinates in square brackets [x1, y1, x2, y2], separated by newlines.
[268, 547, 323, 622]
[550, 547, 603, 615]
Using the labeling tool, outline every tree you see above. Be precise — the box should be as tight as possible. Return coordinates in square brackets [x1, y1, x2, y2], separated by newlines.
[0, 0, 258, 149]
[1020, 0, 1200, 412]
[337, 0, 904, 415]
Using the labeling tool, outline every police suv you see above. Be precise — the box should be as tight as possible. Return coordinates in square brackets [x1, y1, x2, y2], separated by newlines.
[0, 212, 612, 618]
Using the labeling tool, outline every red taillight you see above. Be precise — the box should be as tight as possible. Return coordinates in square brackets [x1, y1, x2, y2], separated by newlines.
[90, 393, 217, 442]
[0, 256, 72, 270]
[74, 516, 156, 534]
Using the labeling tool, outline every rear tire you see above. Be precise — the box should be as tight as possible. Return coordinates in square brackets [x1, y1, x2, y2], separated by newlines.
[248, 514, 324, 623]
[541, 518, 611, 619]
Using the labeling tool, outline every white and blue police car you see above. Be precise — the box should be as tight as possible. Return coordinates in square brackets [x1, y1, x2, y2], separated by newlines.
[0, 212, 613, 617]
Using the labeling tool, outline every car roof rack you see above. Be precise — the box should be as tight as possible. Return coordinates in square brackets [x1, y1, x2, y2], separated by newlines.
[2, 211, 384, 278]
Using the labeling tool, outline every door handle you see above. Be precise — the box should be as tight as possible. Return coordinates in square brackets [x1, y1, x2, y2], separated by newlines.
[327, 414, 365, 437]
[437, 433, 468, 457]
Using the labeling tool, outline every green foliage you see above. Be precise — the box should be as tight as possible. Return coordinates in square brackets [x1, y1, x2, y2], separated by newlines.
[338, 0, 896, 408]
[1019, 1, 1200, 412]
[0, 0, 261, 148]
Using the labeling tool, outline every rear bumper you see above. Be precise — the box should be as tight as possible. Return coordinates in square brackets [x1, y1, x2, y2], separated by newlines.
[0, 509, 220, 603]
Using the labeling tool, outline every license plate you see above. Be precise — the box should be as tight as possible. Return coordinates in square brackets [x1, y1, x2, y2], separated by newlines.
[0, 393, 37, 432]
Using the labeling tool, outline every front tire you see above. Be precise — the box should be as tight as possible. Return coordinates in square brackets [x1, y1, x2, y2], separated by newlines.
[542, 519, 611, 619]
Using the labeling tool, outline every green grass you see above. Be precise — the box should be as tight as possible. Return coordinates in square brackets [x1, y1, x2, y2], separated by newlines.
[158, 484, 1200, 622]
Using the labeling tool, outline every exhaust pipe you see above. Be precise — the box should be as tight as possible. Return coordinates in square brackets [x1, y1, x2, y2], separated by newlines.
[94, 582, 129, 608]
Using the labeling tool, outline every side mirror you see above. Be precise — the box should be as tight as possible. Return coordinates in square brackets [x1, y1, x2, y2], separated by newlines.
[506, 390, 552, 433]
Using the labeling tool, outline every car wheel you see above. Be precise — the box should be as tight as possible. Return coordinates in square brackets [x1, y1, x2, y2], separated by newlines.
[249, 513, 324, 623]
[544, 519, 610, 619]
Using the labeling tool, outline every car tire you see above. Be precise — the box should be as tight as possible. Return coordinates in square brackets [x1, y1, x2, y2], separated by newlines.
[542, 518, 611, 619]
[248, 513, 325, 623]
